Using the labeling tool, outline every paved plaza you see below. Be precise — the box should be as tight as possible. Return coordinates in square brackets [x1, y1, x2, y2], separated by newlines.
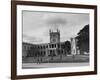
[22, 62, 89, 69]
[22, 54, 89, 69]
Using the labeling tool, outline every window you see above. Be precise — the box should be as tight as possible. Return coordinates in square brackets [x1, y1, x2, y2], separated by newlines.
[46, 45, 48, 48]
[55, 44, 56, 47]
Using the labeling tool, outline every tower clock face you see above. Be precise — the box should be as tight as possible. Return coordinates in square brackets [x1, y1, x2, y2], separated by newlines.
[52, 38, 56, 42]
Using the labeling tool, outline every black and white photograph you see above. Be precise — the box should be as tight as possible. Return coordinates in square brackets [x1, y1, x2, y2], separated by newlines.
[22, 10, 90, 69]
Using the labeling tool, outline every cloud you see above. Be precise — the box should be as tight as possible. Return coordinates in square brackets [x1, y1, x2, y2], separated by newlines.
[23, 34, 43, 43]
[46, 17, 67, 26]
[48, 17, 66, 24]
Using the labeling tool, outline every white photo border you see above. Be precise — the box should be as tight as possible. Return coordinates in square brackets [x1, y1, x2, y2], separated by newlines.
[17, 5, 95, 76]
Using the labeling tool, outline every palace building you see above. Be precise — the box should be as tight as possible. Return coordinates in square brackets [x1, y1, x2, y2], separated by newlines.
[22, 29, 71, 58]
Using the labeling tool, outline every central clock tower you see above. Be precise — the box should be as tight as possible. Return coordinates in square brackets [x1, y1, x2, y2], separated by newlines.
[49, 29, 60, 43]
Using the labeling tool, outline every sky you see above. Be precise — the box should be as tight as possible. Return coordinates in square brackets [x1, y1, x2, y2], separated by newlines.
[22, 10, 89, 44]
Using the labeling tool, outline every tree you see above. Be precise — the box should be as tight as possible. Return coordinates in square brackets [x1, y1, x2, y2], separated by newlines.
[65, 41, 71, 55]
[76, 24, 89, 54]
